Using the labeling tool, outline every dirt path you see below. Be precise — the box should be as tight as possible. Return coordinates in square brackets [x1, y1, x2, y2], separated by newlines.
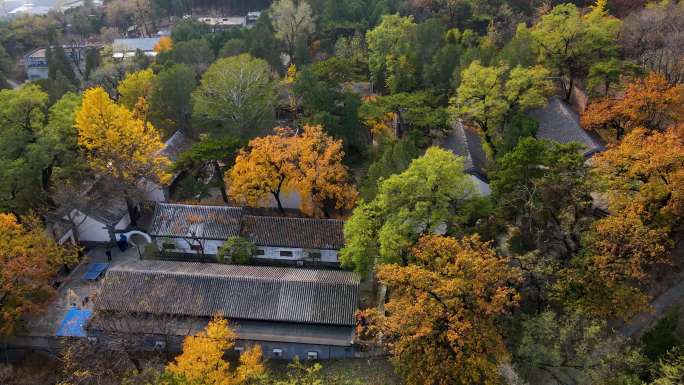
[620, 275, 684, 338]
[620, 236, 684, 338]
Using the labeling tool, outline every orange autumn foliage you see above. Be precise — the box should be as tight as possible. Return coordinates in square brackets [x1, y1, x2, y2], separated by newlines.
[562, 126, 684, 320]
[166, 315, 264, 385]
[154, 36, 173, 53]
[372, 235, 520, 385]
[227, 127, 295, 213]
[560, 205, 668, 320]
[291, 125, 358, 217]
[227, 125, 357, 217]
[0, 213, 79, 335]
[592, 126, 684, 222]
[582, 73, 684, 141]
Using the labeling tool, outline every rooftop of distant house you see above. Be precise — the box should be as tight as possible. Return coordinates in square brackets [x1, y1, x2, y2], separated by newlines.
[112, 37, 161, 58]
[439, 119, 488, 181]
[198, 16, 246, 27]
[159, 130, 193, 164]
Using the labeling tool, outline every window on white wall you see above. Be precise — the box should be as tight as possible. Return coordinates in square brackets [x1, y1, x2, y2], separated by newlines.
[255, 249, 265, 256]
[308, 251, 321, 261]
[279, 250, 293, 257]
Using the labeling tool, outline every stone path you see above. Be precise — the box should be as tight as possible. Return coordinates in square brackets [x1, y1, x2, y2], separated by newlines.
[620, 275, 684, 338]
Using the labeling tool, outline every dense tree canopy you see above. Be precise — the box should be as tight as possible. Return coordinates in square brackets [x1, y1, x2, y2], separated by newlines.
[192, 54, 277, 137]
[0, 213, 78, 335]
[340, 147, 486, 274]
[370, 234, 520, 385]
[164, 315, 265, 385]
[0, 85, 84, 214]
[228, 125, 356, 217]
[75, 87, 171, 195]
[366, 14, 417, 93]
[490, 138, 593, 259]
[271, 0, 315, 65]
[530, 1, 621, 100]
[451, 62, 552, 154]
[582, 73, 684, 141]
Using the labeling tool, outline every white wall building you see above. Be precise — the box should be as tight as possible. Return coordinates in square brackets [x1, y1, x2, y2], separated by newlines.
[112, 37, 161, 59]
[148, 203, 344, 266]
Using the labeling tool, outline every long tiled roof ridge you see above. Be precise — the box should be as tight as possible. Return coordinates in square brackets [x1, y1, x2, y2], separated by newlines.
[150, 203, 345, 249]
[241, 214, 344, 225]
[96, 260, 360, 326]
[150, 203, 244, 239]
[240, 214, 345, 249]
[109, 259, 359, 284]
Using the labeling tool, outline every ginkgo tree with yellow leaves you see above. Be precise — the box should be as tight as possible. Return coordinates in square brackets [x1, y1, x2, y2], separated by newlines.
[227, 125, 357, 218]
[75, 87, 171, 229]
[116, 68, 156, 118]
[160, 315, 265, 385]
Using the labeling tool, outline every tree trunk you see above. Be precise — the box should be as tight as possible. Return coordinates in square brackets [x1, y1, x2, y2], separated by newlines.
[565, 77, 574, 101]
[125, 196, 138, 227]
[482, 128, 497, 158]
[212, 161, 228, 203]
[272, 191, 285, 215]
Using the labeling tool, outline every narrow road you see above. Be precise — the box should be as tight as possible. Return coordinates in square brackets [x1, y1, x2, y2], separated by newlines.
[620, 236, 684, 338]
[620, 276, 684, 338]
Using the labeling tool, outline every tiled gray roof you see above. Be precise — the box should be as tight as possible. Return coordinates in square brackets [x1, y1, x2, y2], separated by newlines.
[240, 215, 345, 250]
[439, 120, 488, 180]
[150, 203, 243, 239]
[529, 96, 605, 157]
[81, 179, 129, 224]
[95, 260, 360, 326]
[160, 131, 193, 164]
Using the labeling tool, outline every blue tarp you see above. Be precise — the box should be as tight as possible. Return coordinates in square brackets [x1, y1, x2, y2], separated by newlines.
[83, 262, 109, 281]
[56, 308, 92, 337]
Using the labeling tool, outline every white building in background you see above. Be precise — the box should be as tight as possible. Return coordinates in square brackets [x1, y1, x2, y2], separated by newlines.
[22, 44, 91, 81]
[197, 16, 246, 31]
[112, 37, 160, 58]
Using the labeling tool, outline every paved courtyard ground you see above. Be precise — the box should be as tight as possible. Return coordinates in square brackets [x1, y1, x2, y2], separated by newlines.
[23, 245, 142, 337]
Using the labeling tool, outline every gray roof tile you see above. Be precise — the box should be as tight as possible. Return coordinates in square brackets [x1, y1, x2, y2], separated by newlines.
[160, 131, 193, 164]
[95, 260, 360, 326]
[529, 96, 605, 157]
[439, 120, 488, 179]
[241, 215, 344, 250]
[150, 203, 243, 239]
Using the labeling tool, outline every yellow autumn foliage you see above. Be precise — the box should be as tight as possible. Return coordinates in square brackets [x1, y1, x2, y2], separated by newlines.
[166, 315, 265, 385]
[227, 125, 357, 217]
[75, 87, 171, 186]
[154, 36, 173, 53]
[116, 69, 156, 113]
